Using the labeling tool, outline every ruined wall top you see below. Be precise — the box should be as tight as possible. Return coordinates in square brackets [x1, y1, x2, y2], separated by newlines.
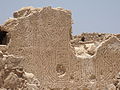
[0, 6, 71, 32]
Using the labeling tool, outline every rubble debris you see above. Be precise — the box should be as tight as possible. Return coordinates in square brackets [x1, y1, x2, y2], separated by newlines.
[71, 33, 119, 58]
[0, 51, 40, 90]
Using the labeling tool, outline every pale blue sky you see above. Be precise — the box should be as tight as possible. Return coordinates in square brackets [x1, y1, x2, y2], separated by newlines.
[0, 0, 120, 35]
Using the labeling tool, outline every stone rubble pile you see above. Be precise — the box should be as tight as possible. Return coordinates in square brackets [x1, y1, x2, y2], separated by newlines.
[71, 38, 100, 58]
[0, 51, 40, 90]
[70, 33, 119, 59]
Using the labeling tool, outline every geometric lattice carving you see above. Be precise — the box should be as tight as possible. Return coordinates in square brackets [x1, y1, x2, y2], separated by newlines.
[1, 6, 120, 90]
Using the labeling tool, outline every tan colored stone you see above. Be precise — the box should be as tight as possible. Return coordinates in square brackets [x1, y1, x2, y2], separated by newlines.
[0, 6, 120, 90]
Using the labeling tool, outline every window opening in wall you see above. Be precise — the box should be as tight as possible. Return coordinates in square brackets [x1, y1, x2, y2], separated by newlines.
[0, 31, 9, 45]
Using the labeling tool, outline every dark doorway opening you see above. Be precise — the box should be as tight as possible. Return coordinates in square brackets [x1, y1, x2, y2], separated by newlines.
[0, 31, 9, 45]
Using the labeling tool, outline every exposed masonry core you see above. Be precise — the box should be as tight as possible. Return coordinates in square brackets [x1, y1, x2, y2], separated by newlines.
[0, 31, 9, 45]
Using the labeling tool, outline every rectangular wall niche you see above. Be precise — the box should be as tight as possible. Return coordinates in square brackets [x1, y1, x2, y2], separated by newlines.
[0, 31, 9, 45]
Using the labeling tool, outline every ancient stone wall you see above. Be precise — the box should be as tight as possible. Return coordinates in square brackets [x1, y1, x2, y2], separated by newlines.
[0, 6, 120, 90]
[1, 6, 72, 89]
[93, 37, 120, 89]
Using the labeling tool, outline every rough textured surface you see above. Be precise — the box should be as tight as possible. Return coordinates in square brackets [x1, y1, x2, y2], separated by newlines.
[0, 6, 120, 90]
[0, 51, 40, 90]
